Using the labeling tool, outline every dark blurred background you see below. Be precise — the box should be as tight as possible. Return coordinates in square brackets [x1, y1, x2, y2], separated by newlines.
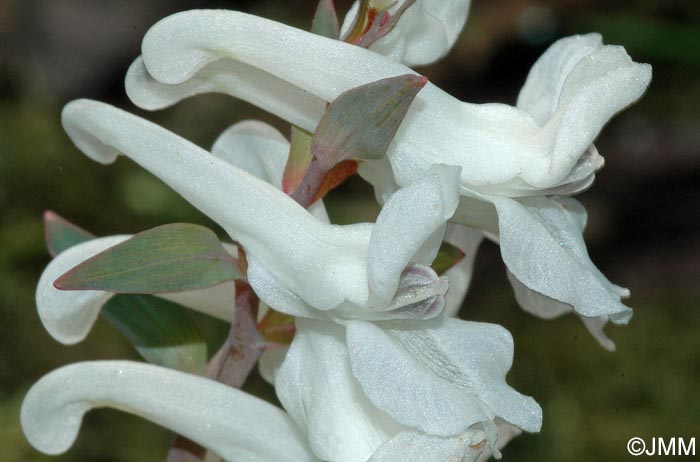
[0, 1, 698, 461]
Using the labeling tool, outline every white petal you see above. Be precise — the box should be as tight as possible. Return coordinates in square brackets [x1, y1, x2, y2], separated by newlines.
[581, 315, 616, 352]
[36, 236, 236, 344]
[443, 224, 484, 317]
[368, 164, 460, 304]
[489, 195, 632, 323]
[21, 361, 316, 461]
[211, 120, 289, 188]
[452, 194, 499, 236]
[246, 261, 329, 319]
[159, 282, 237, 322]
[134, 11, 650, 193]
[357, 156, 399, 205]
[519, 35, 652, 185]
[505, 271, 571, 320]
[211, 120, 330, 223]
[139, 11, 412, 102]
[538, 145, 603, 196]
[369, 429, 485, 462]
[506, 271, 616, 350]
[259, 346, 288, 385]
[342, 0, 472, 66]
[126, 56, 326, 131]
[346, 317, 542, 437]
[276, 319, 403, 462]
[517, 34, 604, 123]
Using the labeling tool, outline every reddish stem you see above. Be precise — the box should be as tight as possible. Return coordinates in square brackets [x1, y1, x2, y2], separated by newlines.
[289, 158, 330, 207]
[206, 281, 261, 387]
[167, 280, 260, 462]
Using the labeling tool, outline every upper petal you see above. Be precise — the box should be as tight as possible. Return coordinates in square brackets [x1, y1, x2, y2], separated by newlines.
[368, 164, 460, 305]
[276, 319, 404, 462]
[489, 195, 632, 323]
[519, 34, 652, 186]
[126, 56, 326, 131]
[64, 100, 457, 320]
[130, 10, 539, 191]
[517, 34, 604, 124]
[21, 361, 317, 461]
[346, 317, 542, 438]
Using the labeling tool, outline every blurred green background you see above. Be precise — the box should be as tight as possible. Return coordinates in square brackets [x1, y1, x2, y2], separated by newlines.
[0, 0, 698, 461]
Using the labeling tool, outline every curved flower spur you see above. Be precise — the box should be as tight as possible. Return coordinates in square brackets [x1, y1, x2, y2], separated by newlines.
[22, 361, 319, 462]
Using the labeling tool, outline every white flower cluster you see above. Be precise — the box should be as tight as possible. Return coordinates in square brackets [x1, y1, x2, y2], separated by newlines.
[22, 2, 651, 461]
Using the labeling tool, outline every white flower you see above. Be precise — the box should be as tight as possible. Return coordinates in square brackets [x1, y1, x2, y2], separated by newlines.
[124, 11, 650, 196]
[341, 0, 472, 66]
[122, 11, 649, 346]
[21, 360, 319, 462]
[271, 316, 541, 462]
[61, 100, 460, 322]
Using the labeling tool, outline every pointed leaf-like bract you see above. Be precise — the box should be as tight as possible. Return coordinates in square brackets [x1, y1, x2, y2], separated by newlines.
[311, 74, 427, 169]
[55, 223, 242, 294]
[312, 0, 340, 39]
[102, 294, 207, 373]
[44, 211, 95, 257]
[431, 241, 466, 275]
[42, 216, 218, 373]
